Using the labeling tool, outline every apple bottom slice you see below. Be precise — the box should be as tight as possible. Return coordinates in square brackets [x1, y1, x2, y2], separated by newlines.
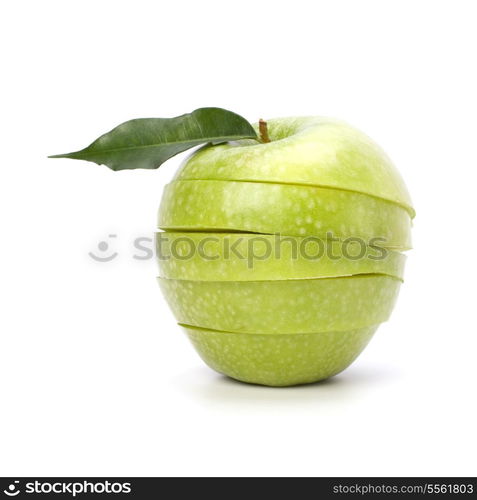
[181, 324, 379, 387]
[156, 232, 406, 281]
[158, 275, 401, 334]
[158, 180, 412, 249]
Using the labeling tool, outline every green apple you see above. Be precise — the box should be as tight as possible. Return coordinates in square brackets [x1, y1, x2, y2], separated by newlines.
[155, 115, 414, 386]
[51, 109, 414, 387]
[156, 232, 406, 281]
[158, 275, 401, 334]
[174, 117, 415, 218]
[158, 180, 412, 249]
[182, 324, 379, 386]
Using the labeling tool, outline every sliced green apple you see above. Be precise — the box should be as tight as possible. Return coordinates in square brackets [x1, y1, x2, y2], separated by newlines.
[182, 323, 379, 386]
[158, 180, 412, 249]
[158, 275, 401, 334]
[174, 117, 415, 217]
[156, 232, 406, 281]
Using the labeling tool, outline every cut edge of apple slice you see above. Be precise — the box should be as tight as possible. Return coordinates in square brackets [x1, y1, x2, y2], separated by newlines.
[178, 322, 383, 336]
[157, 272, 404, 283]
[158, 273, 403, 284]
[157, 227, 413, 251]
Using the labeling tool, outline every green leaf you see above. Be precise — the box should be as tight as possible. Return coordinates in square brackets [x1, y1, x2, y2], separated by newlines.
[49, 107, 258, 171]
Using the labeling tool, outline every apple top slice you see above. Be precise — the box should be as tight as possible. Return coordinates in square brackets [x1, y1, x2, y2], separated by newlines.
[174, 117, 415, 218]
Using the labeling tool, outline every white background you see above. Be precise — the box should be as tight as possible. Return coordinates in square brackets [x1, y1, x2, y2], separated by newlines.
[1, 0, 476, 477]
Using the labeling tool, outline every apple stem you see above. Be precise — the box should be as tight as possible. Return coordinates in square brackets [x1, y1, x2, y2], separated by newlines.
[259, 119, 271, 143]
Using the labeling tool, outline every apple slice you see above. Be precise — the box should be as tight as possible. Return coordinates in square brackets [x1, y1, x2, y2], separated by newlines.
[182, 323, 379, 386]
[174, 117, 415, 218]
[156, 232, 406, 281]
[158, 275, 401, 334]
[158, 180, 412, 249]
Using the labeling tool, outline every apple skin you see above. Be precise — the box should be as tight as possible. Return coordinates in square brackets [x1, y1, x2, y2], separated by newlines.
[182, 324, 379, 387]
[158, 275, 401, 334]
[157, 116, 414, 386]
[174, 117, 415, 218]
[159, 180, 412, 249]
[156, 232, 406, 281]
